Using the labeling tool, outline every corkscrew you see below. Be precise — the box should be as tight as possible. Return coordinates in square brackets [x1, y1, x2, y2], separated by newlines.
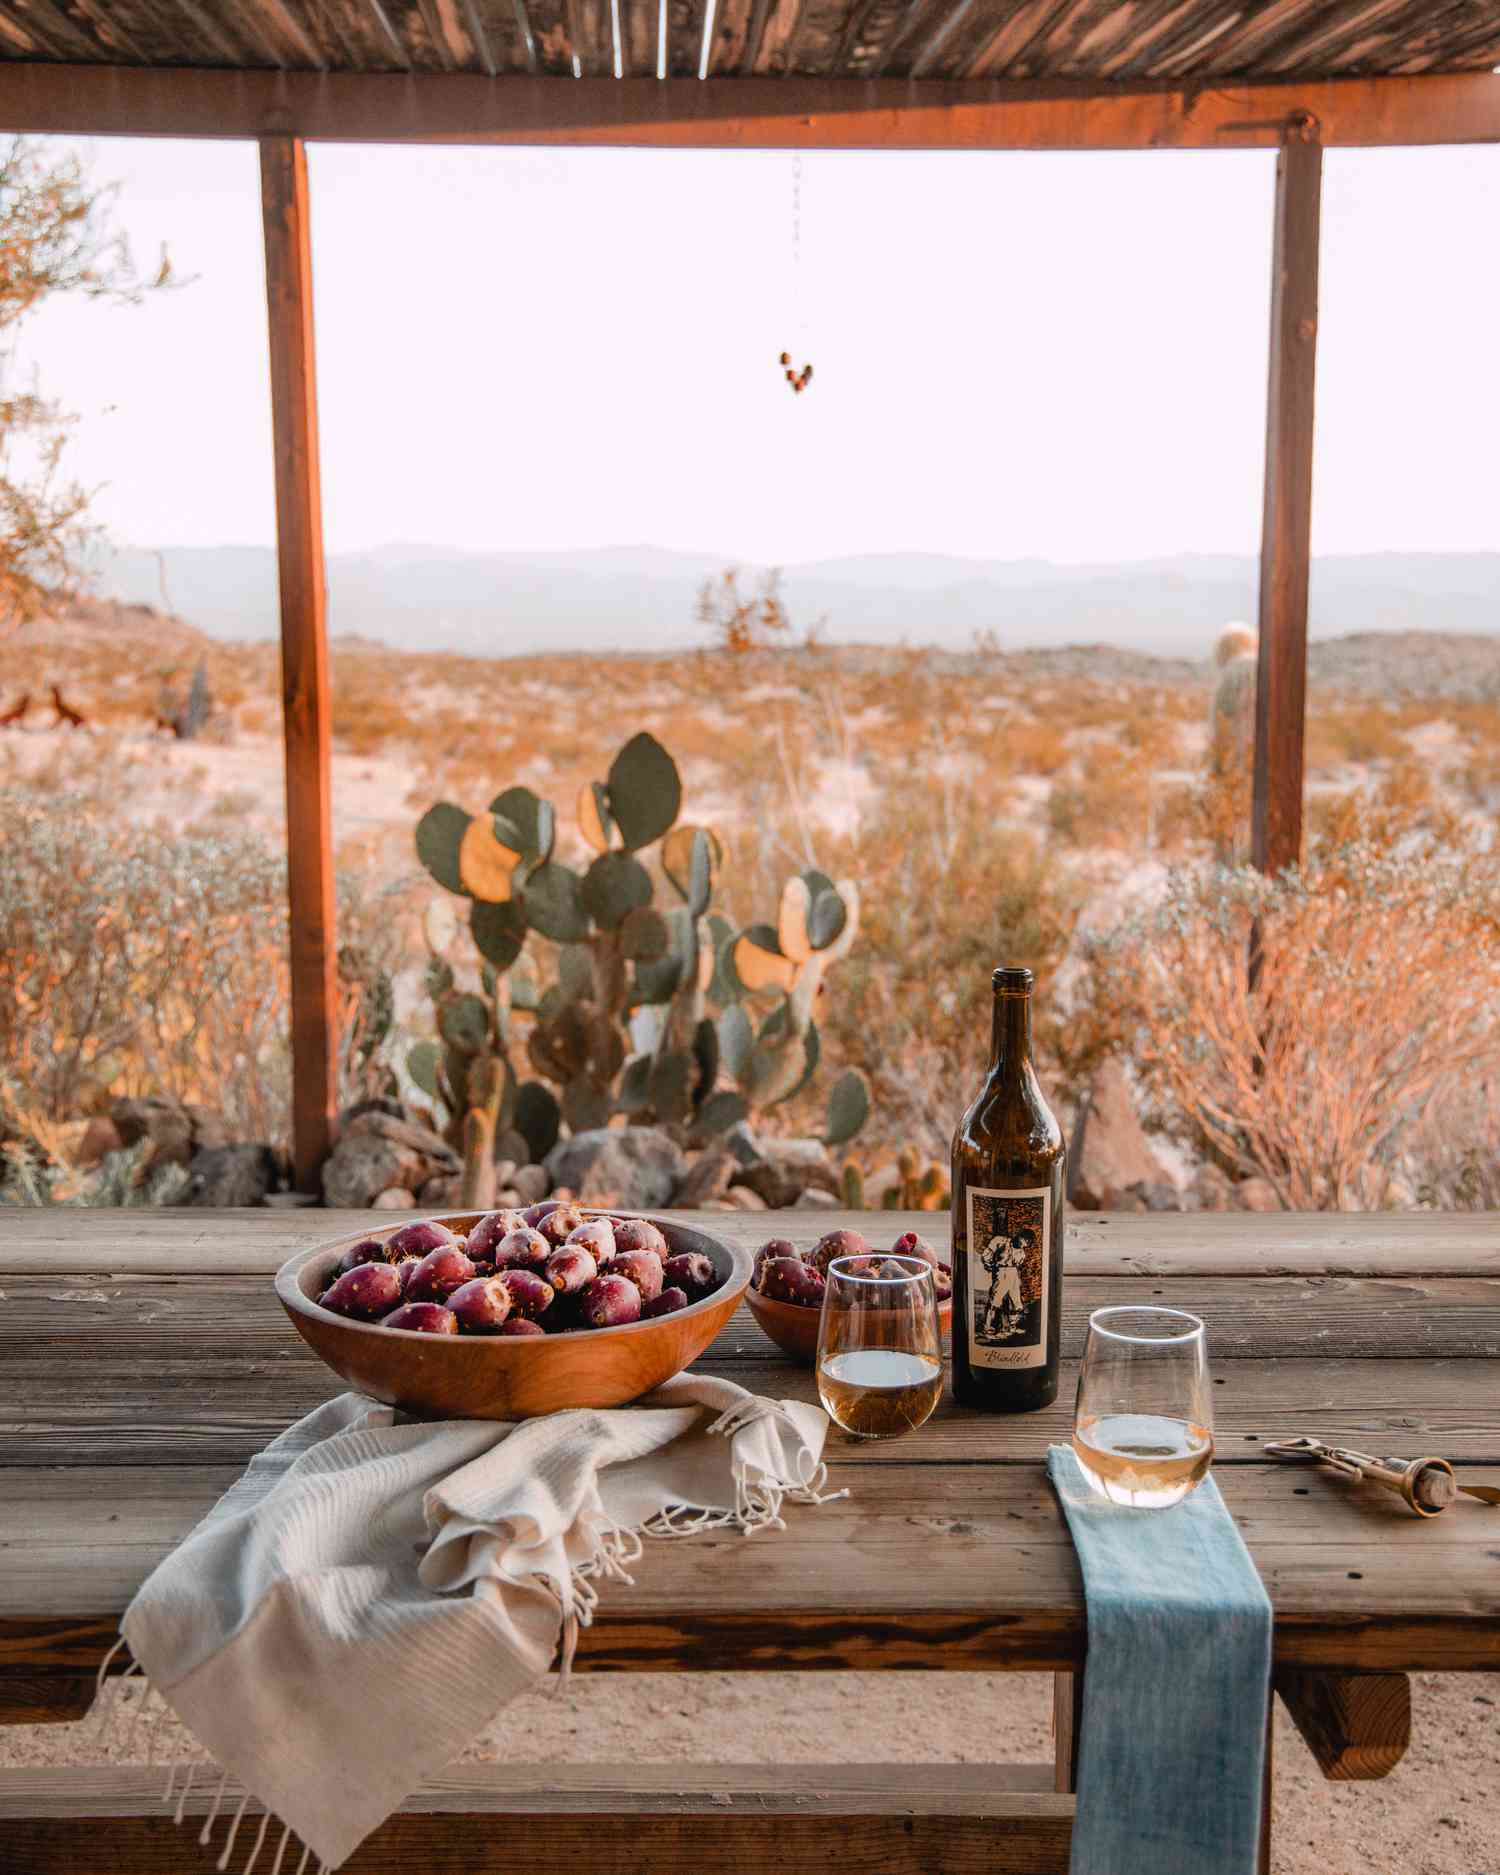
[1263, 1436, 1500, 1517]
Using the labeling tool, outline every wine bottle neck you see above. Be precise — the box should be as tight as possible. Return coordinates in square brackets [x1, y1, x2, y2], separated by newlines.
[989, 989, 1033, 1080]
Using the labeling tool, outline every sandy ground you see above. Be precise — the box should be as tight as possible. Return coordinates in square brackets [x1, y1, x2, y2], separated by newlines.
[6, 1670, 1495, 1872]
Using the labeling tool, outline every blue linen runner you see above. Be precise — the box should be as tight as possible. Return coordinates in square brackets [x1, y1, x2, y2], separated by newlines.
[1047, 1445, 1273, 1875]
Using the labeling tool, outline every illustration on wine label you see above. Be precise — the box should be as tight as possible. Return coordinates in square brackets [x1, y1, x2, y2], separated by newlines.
[966, 1186, 1051, 1370]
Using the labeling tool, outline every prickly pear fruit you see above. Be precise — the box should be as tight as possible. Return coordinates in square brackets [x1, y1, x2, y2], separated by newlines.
[537, 1204, 585, 1249]
[395, 1255, 423, 1293]
[753, 1238, 800, 1288]
[402, 1246, 477, 1304]
[612, 1217, 668, 1259]
[808, 1228, 872, 1276]
[501, 1268, 555, 1319]
[468, 1210, 526, 1263]
[610, 1248, 664, 1301]
[890, 1230, 942, 1271]
[498, 1317, 546, 1337]
[661, 1251, 715, 1297]
[336, 1237, 389, 1275]
[493, 1227, 551, 1272]
[383, 1301, 460, 1335]
[581, 1273, 643, 1328]
[447, 1276, 514, 1334]
[567, 1218, 616, 1264]
[385, 1219, 457, 1261]
[645, 1286, 690, 1318]
[522, 1200, 562, 1228]
[758, 1257, 826, 1307]
[320, 1262, 404, 1320]
[545, 1244, 598, 1296]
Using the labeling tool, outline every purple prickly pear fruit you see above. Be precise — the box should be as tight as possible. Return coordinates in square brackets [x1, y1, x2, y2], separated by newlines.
[385, 1219, 457, 1262]
[753, 1238, 801, 1290]
[876, 1258, 918, 1280]
[759, 1257, 826, 1308]
[448, 1276, 515, 1334]
[493, 1227, 551, 1272]
[402, 1246, 477, 1305]
[320, 1262, 405, 1321]
[467, 1209, 526, 1263]
[612, 1217, 668, 1259]
[610, 1248, 664, 1301]
[383, 1301, 459, 1335]
[500, 1268, 555, 1319]
[933, 1268, 953, 1302]
[661, 1251, 716, 1297]
[809, 1228, 871, 1276]
[336, 1237, 389, 1275]
[521, 1199, 562, 1228]
[841, 1255, 882, 1277]
[537, 1204, 585, 1249]
[395, 1255, 423, 1293]
[890, 1230, 942, 1271]
[580, 1273, 643, 1328]
[544, 1245, 598, 1296]
[498, 1317, 546, 1337]
[645, 1286, 690, 1319]
[567, 1218, 616, 1264]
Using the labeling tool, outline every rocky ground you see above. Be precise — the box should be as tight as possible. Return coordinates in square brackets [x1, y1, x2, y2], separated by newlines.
[4, 1670, 1494, 1873]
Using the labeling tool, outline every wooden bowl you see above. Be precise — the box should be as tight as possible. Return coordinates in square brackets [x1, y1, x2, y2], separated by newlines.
[275, 1213, 750, 1420]
[746, 1284, 952, 1366]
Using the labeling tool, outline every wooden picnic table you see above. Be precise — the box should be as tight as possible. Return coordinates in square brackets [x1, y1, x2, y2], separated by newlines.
[1, 1207, 1497, 1874]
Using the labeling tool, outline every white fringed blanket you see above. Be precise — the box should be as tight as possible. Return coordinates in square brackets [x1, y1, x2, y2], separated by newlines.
[98, 1375, 839, 1872]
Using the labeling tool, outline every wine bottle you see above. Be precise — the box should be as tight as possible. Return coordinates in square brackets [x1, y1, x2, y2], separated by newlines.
[950, 966, 1066, 1412]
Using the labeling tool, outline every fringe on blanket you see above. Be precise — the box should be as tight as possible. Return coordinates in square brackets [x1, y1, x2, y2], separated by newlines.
[89, 1395, 846, 1875]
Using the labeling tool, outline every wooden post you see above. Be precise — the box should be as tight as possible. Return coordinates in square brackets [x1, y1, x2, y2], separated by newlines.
[260, 136, 337, 1193]
[1251, 115, 1323, 877]
[1274, 1669, 1411, 1780]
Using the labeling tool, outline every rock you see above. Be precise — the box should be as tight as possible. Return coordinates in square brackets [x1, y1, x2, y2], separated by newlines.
[511, 1163, 549, 1205]
[338, 1096, 406, 1129]
[183, 1105, 231, 1153]
[721, 1184, 768, 1211]
[673, 1147, 737, 1209]
[544, 1127, 687, 1209]
[110, 1096, 193, 1168]
[1191, 1163, 1236, 1212]
[793, 1187, 840, 1210]
[341, 1109, 460, 1169]
[1235, 1176, 1280, 1212]
[731, 1138, 838, 1209]
[322, 1133, 428, 1208]
[73, 1116, 123, 1168]
[373, 1187, 416, 1209]
[1066, 1060, 1172, 1210]
[183, 1144, 278, 1208]
[493, 1159, 518, 1190]
[419, 1173, 462, 1208]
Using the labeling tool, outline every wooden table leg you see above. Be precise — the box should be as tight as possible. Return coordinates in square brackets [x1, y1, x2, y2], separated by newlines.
[1053, 1669, 1084, 1794]
[1274, 1670, 1411, 1780]
[1260, 1698, 1274, 1875]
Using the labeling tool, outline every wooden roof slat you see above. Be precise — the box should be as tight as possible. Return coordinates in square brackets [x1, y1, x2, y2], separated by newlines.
[243, 0, 332, 66]
[966, 0, 1083, 77]
[663, 0, 708, 76]
[1384, 0, 1500, 76]
[1002, 0, 1116, 78]
[744, 0, 808, 72]
[0, 2, 94, 62]
[617, 0, 655, 73]
[571, 0, 614, 72]
[161, 0, 275, 66]
[516, 0, 576, 72]
[1252, 0, 1432, 76]
[866, 0, 955, 76]
[1137, 3, 1252, 80]
[1149, 0, 1324, 78]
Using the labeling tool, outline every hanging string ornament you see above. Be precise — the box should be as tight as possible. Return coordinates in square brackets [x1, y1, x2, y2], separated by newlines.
[778, 154, 813, 395]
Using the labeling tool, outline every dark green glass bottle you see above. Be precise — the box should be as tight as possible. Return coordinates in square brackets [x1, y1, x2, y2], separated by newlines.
[950, 966, 1066, 1412]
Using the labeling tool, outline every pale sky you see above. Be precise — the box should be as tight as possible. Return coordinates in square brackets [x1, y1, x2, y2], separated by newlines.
[11, 136, 1500, 566]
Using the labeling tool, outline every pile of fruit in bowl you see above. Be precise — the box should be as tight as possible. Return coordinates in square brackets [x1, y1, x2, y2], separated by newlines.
[745, 1227, 953, 1362]
[317, 1201, 725, 1339]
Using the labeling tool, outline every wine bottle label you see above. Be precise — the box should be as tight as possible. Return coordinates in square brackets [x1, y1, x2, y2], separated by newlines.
[964, 1185, 1051, 1370]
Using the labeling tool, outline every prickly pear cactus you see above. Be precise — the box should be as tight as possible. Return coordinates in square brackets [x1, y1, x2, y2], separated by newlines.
[410, 734, 869, 1147]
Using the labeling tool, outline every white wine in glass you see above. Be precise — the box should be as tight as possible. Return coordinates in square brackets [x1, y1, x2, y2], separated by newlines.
[817, 1255, 943, 1441]
[1072, 1306, 1214, 1508]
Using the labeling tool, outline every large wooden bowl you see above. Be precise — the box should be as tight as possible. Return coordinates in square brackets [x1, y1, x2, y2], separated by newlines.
[275, 1213, 750, 1420]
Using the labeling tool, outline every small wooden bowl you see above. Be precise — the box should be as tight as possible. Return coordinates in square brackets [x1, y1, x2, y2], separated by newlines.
[746, 1284, 952, 1366]
[275, 1213, 750, 1420]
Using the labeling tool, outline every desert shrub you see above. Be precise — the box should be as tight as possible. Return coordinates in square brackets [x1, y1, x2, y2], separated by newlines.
[0, 785, 401, 1145]
[1047, 750, 1153, 849]
[1091, 840, 1500, 1209]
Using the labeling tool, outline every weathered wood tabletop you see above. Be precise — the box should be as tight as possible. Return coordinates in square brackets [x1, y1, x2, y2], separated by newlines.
[3, 1207, 1498, 1707]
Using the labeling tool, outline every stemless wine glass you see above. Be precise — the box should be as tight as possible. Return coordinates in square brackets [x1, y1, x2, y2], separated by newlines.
[817, 1255, 943, 1441]
[1072, 1306, 1214, 1508]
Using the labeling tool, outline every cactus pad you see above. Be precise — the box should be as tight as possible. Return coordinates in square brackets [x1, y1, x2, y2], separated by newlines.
[582, 851, 654, 930]
[470, 899, 526, 971]
[521, 862, 590, 944]
[823, 1068, 870, 1147]
[606, 732, 682, 851]
[414, 802, 471, 895]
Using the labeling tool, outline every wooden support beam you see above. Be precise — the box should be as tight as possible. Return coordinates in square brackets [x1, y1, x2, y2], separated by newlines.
[1251, 114, 1322, 877]
[259, 136, 338, 1194]
[0, 64, 1498, 148]
[1275, 1668, 1412, 1780]
[1052, 1668, 1083, 1794]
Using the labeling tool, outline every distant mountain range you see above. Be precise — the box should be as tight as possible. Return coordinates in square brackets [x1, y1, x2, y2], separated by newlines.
[92, 545, 1499, 660]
